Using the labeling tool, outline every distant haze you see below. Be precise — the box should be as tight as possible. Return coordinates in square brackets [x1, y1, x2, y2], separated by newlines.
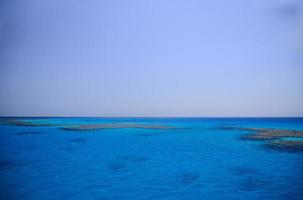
[0, 0, 302, 117]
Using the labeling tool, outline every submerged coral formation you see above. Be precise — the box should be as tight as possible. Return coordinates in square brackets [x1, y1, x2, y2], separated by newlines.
[181, 172, 200, 185]
[1, 119, 179, 131]
[239, 128, 303, 140]
[219, 126, 303, 152]
[1, 119, 62, 127]
[265, 140, 303, 152]
[61, 123, 177, 131]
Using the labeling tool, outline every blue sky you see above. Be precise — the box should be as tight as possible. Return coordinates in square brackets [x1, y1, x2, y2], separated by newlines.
[0, 0, 302, 117]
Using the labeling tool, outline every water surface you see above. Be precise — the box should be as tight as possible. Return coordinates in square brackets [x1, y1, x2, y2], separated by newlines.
[0, 117, 303, 200]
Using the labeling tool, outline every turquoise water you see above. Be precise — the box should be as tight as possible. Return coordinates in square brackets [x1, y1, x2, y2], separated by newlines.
[281, 137, 303, 141]
[0, 118, 303, 200]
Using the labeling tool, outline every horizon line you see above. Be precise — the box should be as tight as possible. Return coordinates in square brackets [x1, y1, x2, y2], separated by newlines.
[0, 116, 303, 118]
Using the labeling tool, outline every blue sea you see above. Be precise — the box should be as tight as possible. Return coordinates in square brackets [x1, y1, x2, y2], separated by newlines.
[0, 117, 303, 200]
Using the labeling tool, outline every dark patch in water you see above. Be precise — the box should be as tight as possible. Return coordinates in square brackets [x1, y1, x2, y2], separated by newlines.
[0, 160, 26, 170]
[238, 176, 268, 191]
[264, 140, 303, 153]
[109, 163, 126, 172]
[69, 138, 88, 143]
[231, 166, 269, 192]
[187, 155, 196, 160]
[180, 172, 199, 185]
[137, 133, 156, 137]
[231, 167, 257, 176]
[16, 131, 44, 136]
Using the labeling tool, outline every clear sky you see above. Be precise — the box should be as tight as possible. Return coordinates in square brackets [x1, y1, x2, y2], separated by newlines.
[0, 0, 302, 117]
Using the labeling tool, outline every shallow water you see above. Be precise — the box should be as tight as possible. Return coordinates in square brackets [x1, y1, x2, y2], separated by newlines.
[281, 137, 303, 141]
[0, 117, 303, 200]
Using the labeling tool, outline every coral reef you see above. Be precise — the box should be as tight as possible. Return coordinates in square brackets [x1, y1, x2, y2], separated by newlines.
[2, 119, 62, 127]
[61, 123, 177, 131]
[265, 140, 303, 152]
[218, 126, 303, 152]
[239, 128, 303, 140]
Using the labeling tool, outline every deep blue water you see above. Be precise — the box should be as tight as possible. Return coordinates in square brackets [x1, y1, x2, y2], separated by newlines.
[0, 118, 303, 200]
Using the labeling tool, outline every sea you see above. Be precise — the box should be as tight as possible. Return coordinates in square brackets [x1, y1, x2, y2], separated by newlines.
[0, 117, 303, 200]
